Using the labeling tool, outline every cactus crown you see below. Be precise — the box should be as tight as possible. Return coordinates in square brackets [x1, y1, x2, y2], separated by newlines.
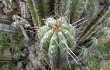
[45, 17, 64, 32]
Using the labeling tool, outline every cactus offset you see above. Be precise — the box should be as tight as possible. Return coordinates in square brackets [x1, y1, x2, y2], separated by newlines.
[38, 17, 76, 69]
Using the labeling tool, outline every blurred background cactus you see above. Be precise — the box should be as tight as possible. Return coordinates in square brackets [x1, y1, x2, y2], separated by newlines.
[0, 0, 110, 70]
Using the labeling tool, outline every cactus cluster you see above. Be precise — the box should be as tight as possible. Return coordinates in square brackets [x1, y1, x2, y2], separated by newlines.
[38, 17, 75, 68]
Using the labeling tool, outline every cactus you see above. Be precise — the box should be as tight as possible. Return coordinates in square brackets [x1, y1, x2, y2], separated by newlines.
[38, 17, 76, 69]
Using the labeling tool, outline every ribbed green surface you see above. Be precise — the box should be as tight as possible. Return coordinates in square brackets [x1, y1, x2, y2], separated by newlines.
[38, 17, 75, 69]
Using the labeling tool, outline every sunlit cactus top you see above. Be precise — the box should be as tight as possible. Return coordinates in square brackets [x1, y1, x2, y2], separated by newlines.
[38, 17, 76, 51]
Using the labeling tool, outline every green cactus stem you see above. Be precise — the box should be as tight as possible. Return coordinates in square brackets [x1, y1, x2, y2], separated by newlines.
[38, 17, 76, 69]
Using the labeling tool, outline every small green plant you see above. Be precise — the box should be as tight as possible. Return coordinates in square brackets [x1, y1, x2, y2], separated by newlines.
[38, 17, 76, 69]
